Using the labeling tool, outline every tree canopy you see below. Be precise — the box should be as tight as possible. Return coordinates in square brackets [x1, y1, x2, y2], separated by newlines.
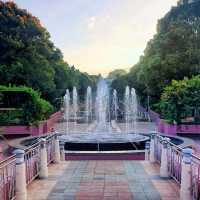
[0, 1, 96, 108]
[107, 69, 127, 80]
[111, 1, 200, 108]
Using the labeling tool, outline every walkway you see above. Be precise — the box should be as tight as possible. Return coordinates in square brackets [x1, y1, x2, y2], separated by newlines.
[27, 161, 179, 200]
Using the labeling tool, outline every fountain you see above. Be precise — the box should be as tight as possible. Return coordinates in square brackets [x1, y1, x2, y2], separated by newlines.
[124, 86, 130, 133]
[95, 79, 110, 132]
[130, 88, 138, 134]
[59, 79, 148, 153]
[112, 89, 118, 121]
[85, 86, 92, 125]
[63, 89, 70, 133]
[123, 86, 138, 133]
[72, 86, 78, 132]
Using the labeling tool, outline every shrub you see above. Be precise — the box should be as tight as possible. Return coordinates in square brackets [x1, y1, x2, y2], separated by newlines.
[159, 76, 200, 124]
[0, 85, 53, 125]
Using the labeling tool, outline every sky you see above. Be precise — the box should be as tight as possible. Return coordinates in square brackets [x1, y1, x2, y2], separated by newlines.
[14, 0, 178, 75]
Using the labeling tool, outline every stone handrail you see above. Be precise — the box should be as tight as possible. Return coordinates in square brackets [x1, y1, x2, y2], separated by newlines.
[0, 133, 60, 200]
[0, 155, 16, 200]
[151, 133, 200, 199]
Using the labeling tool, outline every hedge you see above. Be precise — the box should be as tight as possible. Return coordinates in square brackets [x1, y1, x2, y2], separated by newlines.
[0, 85, 53, 125]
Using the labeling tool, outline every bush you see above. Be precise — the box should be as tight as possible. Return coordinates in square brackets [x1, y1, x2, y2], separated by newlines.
[159, 76, 200, 124]
[0, 85, 53, 125]
[0, 109, 23, 125]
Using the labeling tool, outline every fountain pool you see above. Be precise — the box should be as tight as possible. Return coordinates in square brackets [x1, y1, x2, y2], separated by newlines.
[60, 132, 148, 151]
[59, 78, 149, 157]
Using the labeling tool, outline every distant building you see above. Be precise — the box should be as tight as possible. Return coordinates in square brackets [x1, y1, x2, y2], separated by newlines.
[178, 0, 200, 6]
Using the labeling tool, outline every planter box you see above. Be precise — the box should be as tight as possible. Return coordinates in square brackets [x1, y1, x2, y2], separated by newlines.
[0, 111, 62, 136]
[157, 119, 200, 135]
[158, 120, 177, 136]
[177, 124, 200, 134]
[0, 126, 31, 135]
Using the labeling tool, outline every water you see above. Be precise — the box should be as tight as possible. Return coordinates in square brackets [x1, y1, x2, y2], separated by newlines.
[124, 86, 138, 133]
[63, 82, 138, 135]
[85, 86, 92, 124]
[72, 86, 78, 132]
[124, 86, 130, 133]
[59, 82, 145, 152]
[64, 89, 70, 133]
[112, 89, 118, 121]
[95, 79, 111, 132]
[130, 88, 138, 133]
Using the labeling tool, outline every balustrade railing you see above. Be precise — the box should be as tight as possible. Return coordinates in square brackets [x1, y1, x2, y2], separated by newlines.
[24, 134, 57, 184]
[0, 156, 16, 200]
[0, 133, 57, 199]
[154, 133, 200, 199]
[154, 134, 182, 184]
[191, 155, 200, 200]
[154, 135, 162, 163]
[46, 134, 56, 165]
[24, 142, 40, 185]
[167, 143, 182, 184]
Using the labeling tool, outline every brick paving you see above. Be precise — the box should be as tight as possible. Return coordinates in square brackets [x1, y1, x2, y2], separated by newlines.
[27, 161, 180, 200]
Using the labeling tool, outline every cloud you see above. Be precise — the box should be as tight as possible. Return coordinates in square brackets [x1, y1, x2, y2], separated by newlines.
[64, 0, 179, 75]
[87, 16, 96, 30]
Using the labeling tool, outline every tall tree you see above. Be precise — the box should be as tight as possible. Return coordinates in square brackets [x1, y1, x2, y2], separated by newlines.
[112, 1, 200, 108]
[0, 1, 96, 108]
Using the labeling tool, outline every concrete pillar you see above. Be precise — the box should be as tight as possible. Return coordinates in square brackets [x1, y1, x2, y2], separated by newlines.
[160, 138, 170, 177]
[150, 134, 156, 162]
[39, 138, 48, 179]
[60, 141, 65, 161]
[145, 141, 150, 161]
[180, 148, 193, 200]
[13, 149, 27, 200]
[54, 137, 60, 163]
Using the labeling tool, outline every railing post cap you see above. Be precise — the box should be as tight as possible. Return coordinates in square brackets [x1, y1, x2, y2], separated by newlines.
[164, 137, 171, 142]
[161, 138, 170, 148]
[182, 148, 193, 155]
[182, 148, 193, 164]
[60, 140, 65, 150]
[145, 141, 150, 150]
[13, 149, 25, 164]
[54, 131, 59, 137]
[40, 138, 46, 148]
[150, 131, 158, 135]
[13, 149, 25, 155]
[162, 137, 170, 144]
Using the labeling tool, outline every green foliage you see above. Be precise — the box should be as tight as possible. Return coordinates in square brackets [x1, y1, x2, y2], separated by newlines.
[159, 76, 200, 124]
[111, 2, 200, 107]
[0, 1, 96, 108]
[0, 85, 53, 125]
[0, 109, 23, 125]
[111, 75, 129, 100]
[108, 69, 127, 80]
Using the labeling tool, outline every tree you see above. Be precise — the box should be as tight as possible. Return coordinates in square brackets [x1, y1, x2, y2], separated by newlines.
[0, 1, 56, 95]
[111, 2, 200, 108]
[108, 69, 127, 80]
[0, 1, 96, 108]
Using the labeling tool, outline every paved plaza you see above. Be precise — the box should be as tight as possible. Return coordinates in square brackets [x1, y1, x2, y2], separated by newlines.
[27, 161, 180, 200]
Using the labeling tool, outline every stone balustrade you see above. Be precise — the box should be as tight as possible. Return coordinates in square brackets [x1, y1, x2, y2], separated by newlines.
[0, 133, 61, 200]
[150, 132, 200, 200]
